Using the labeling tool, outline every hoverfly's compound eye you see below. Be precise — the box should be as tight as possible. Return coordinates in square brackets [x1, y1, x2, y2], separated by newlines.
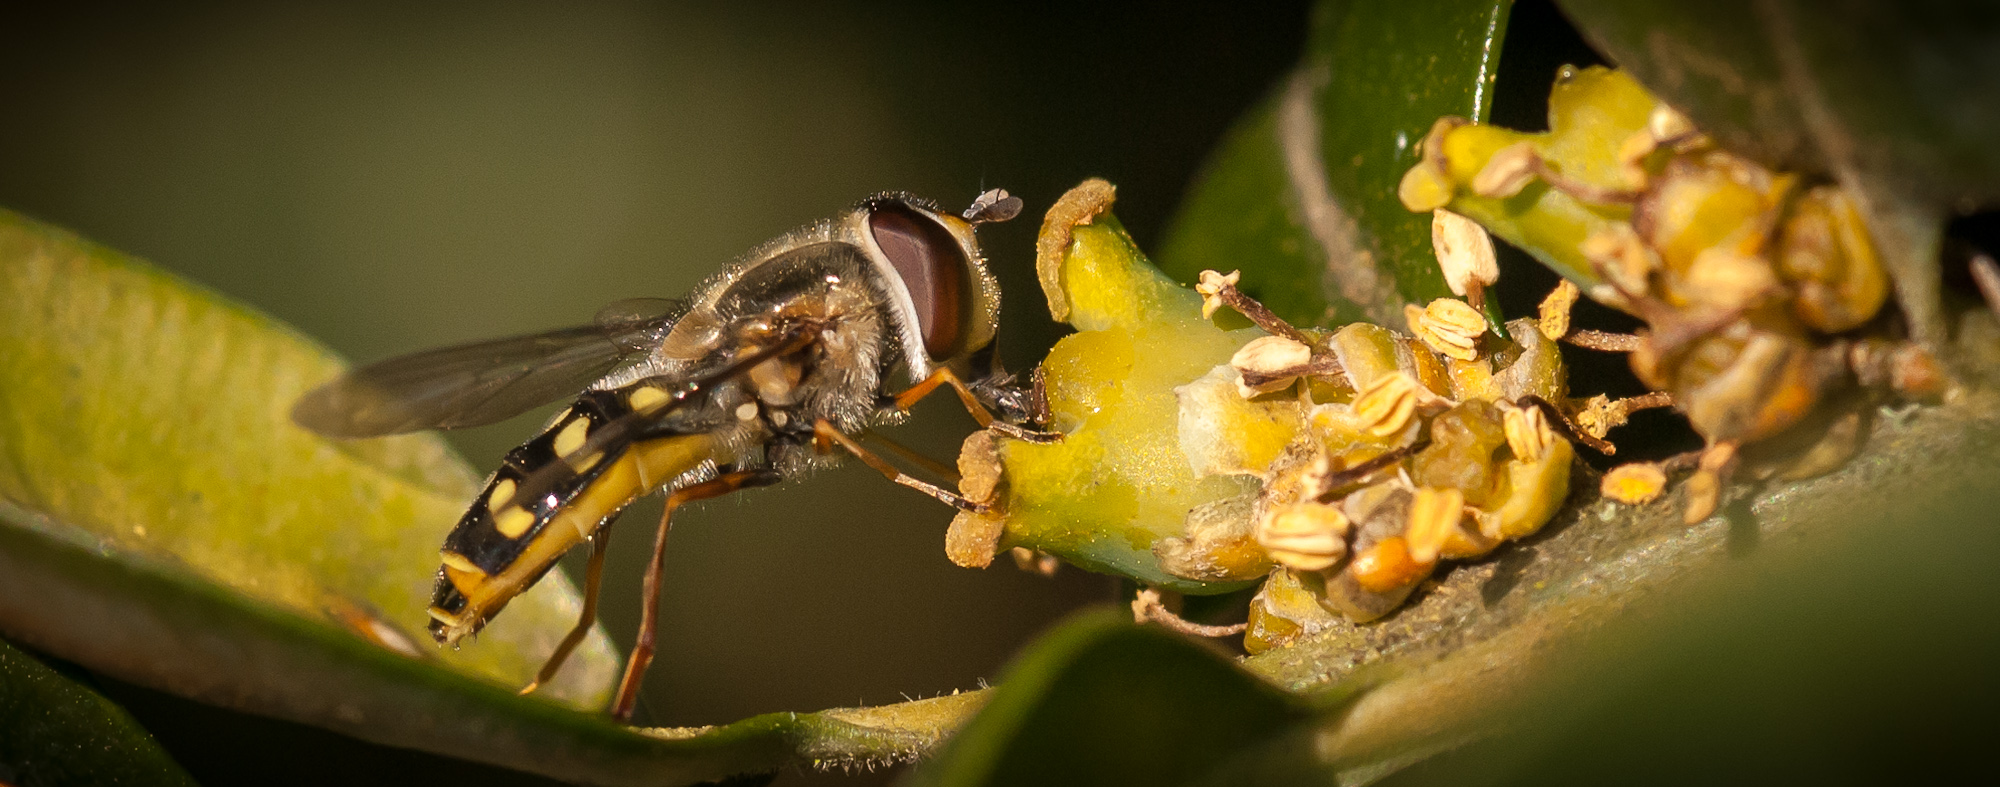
[868, 202, 972, 360]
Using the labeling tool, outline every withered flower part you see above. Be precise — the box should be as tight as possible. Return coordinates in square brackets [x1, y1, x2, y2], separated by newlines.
[1582, 224, 1658, 298]
[1408, 298, 1487, 361]
[1562, 329, 1646, 353]
[1195, 268, 1316, 345]
[1615, 105, 1702, 191]
[1353, 371, 1424, 437]
[1682, 441, 1740, 524]
[1538, 279, 1580, 341]
[943, 430, 1008, 569]
[1196, 269, 1241, 320]
[1571, 391, 1676, 439]
[1396, 116, 1470, 212]
[1971, 254, 2000, 326]
[1473, 142, 1541, 198]
[1131, 588, 1247, 638]
[1314, 441, 1429, 497]
[1404, 487, 1465, 565]
[1646, 103, 1698, 147]
[1601, 462, 1668, 505]
[1516, 394, 1618, 455]
[1432, 209, 1500, 308]
[1256, 503, 1351, 572]
[1616, 132, 1658, 191]
[1231, 335, 1314, 398]
[1009, 547, 1061, 577]
[1501, 401, 1555, 463]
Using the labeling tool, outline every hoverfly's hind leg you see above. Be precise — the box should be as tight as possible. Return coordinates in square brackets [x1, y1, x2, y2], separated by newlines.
[812, 419, 986, 512]
[893, 368, 1061, 444]
[609, 468, 780, 722]
[519, 517, 616, 697]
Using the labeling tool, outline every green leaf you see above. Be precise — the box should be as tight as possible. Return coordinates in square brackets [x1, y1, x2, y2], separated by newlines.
[905, 611, 1304, 787]
[0, 208, 987, 784]
[0, 205, 615, 704]
[0, 636, 199, 786]
[1553, 0, 2000, 347]
[1157, 0, 1514, 328]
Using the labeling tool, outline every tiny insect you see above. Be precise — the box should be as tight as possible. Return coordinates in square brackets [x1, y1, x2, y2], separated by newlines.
[293, 189, 1050, 719]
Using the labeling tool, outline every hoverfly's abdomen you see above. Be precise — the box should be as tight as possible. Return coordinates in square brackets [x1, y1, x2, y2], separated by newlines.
[427, 382, 712, 644]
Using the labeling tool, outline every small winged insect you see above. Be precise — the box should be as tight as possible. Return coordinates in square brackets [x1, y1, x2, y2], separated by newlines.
[293, 189, 1048, 719]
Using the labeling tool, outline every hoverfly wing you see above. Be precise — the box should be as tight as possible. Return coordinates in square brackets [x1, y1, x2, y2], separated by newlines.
[293, 300, 688, 438]
[595, 297, 689, 353]
[494, 321, 816, 513]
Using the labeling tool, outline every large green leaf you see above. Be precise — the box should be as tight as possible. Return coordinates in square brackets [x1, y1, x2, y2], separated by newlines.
[0, 206, 613, 709]
[1554, 0, 2000, 347]
[1157, 0, 1513, 328]
[905, 612, 1303, 787]
[0, 636, 198, 787]
[0, 208, 989, 784]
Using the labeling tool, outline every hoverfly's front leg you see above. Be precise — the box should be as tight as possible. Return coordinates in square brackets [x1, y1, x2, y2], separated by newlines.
[812, 419, 986, 512]
[610, 467, 780, 722]
[894, 368, 1061, 444]
[519, 517, 615, 698]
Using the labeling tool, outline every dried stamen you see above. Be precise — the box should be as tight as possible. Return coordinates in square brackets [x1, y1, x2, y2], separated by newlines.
[1197, 269, 1314, 345]
[1131, 588, 1248, 637]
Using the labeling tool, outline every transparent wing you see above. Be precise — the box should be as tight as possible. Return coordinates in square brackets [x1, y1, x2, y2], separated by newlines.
[595, 297, 686, 353]
[498, 323, 819, 511]
[292, 299, 688, 438]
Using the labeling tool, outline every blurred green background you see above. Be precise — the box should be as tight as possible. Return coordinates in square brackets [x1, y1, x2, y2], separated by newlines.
[0, 1, 1308, 782]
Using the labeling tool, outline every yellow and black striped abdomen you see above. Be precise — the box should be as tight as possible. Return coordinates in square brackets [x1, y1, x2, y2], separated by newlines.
[427, 384, 717, 645]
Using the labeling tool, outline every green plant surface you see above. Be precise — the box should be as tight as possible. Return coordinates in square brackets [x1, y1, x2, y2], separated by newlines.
[0, 207, 612, 709]
[1396, 65, 1654, 292]
[930, 334, 2000, 783]
[997, 209, 1266, 593]
[1554, 0, 2000, 348]
[0, 208, 991, 785]
[904, 612, 1304, 787]
[0, 636, 198, 787]
[1157, 0, 1513, 329]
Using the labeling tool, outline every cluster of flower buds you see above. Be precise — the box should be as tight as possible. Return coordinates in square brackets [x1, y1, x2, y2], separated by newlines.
[1398, 65, 1944, 523]
[1169, 264, 1651, 653]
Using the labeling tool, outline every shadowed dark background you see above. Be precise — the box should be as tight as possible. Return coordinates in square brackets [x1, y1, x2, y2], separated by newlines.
[0, 2, 1310, 783]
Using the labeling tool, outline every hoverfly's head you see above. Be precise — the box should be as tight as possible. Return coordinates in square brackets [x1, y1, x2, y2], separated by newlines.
[853, 189, 1019, 381]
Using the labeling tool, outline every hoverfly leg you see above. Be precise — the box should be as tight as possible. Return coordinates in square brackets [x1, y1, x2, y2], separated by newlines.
[610, 468, 780, 722]
[519, 517, 615, 697]
[861, 429, 961, 483]
[812, 419, 987, 512]
[894, 368, 1061, 444]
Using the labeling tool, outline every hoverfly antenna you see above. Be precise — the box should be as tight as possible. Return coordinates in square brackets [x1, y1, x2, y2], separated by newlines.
[964, 189, 1023, 224]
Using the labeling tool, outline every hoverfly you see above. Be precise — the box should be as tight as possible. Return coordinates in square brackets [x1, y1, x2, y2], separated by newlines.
[293, 189, 1050, 719]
